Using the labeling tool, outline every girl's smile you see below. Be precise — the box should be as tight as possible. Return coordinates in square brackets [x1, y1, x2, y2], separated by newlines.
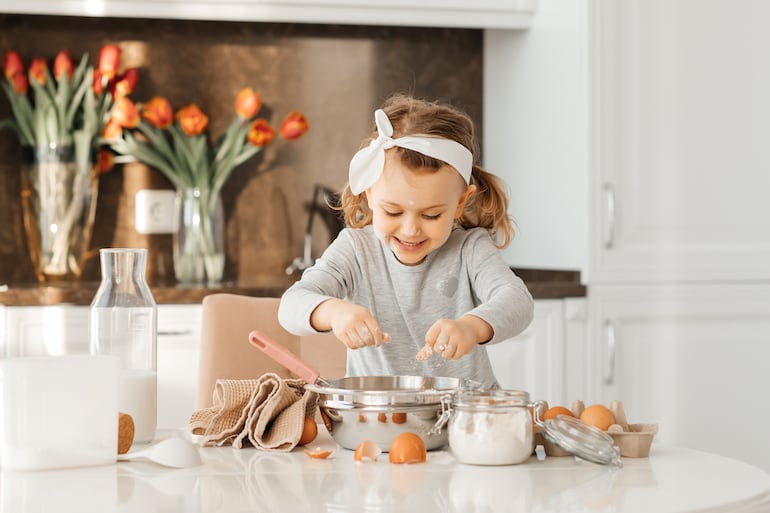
[365, 151, 475, 265]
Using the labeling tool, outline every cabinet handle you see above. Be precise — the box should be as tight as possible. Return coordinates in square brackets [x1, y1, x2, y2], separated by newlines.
[603, 320, 616, 385]
[158, 330, 193, 336]
[603, 183, 615, 249]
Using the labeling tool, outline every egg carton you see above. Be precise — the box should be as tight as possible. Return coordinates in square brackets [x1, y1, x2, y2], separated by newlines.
[533, 400, 658, 458]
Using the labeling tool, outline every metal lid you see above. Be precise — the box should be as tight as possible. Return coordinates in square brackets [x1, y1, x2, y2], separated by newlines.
[539, 414, 622, 467]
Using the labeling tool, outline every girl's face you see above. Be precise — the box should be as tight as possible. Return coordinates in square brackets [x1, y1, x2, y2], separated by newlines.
[365, 151, 475, 266]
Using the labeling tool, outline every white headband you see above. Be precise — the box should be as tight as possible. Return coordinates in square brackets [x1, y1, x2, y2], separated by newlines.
[348, 109, 473, 195]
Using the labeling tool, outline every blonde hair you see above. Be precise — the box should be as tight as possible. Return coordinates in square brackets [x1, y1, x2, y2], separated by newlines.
[339, 94, 514, 249]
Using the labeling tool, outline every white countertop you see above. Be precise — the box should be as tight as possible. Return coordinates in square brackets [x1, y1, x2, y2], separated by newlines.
[2, 430, 769, 513]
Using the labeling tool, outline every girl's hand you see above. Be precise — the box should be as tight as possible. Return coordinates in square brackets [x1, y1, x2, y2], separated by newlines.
[416, 316, 493, 361]
[313, 298, 391, 350]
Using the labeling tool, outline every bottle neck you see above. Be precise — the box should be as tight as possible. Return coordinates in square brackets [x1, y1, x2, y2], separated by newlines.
[99, 249, 148, 287]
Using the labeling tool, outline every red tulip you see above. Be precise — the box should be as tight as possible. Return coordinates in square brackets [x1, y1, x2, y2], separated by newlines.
[53, 50, 73, 80]
[4, 51, 24, 79]
[96, 149, 115, 174]
[102, 119, 123, 139]
[28, 58, 47, 86]
[97, 44, 121, 79]
[176, 104, 208, 136]
[9, 71, 27, 94]
[247, 118, 275, 147]
[279, 111, 309, 140]
[112, 67, 139, 99]
[235, 87, 260, 119]
[111, 97, 140, 128]
[142, 96, 173, 129]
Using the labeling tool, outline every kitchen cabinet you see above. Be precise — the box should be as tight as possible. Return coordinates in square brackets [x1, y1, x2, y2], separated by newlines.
[486, 0, 770, 282]
[0, 0, 537, 29]
[586, 284, 770, 473]
[488, 298, 585, 406]
[586, 0, 770, 284]
[485, 0, 770, 474]
[1, 303, 202, 430]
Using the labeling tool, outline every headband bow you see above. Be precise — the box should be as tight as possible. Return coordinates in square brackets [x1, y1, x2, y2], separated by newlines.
[348, 109, 473, 195]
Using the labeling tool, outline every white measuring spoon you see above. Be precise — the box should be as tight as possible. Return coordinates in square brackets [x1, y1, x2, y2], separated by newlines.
[118, 437, 202, 468]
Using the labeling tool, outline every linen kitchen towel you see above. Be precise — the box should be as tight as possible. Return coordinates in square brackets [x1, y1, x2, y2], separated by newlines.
[189, 373, 318, 451]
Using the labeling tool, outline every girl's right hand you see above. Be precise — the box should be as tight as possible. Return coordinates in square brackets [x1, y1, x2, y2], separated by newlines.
[312, 298, 391, 349]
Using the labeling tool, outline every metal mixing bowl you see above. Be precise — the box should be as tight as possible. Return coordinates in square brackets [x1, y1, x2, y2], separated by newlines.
[305, 375, 475, 451]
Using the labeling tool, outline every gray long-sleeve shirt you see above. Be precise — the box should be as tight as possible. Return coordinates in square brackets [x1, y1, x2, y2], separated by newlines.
[278, 225, 534, 388]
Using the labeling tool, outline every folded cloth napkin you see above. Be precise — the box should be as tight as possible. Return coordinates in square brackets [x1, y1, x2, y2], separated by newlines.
[189, 372, 318, 451]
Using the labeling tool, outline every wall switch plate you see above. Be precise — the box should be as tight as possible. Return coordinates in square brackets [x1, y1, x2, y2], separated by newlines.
[135, 189, 177, 234]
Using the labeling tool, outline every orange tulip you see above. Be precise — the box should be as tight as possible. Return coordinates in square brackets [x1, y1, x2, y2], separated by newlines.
[97, 44, 121, 79]
[9, 71, 27, 94]
[111, 97, 140, 128]
[53, 50, 73, 80]
[96, 149, 115, 174]
[247, 118, 275, 147]
[176, 104, 208, 136]
[28, 58, 47, 86]
[235, 87, 260, 119]
[142, 96, 173, 129]
[112, 67, 139, 99]
[102, 119, 123, 139]
[4, 51, 24, 79]
[279, 111, 309, 140]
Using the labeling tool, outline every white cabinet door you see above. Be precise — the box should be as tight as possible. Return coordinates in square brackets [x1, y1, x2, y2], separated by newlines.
[589, 0, 770, 283]
[488, 299, 568, 405]
[587, 284, 770, 473]
[157, 304, 202, 430]
[3, 305, 91, 357]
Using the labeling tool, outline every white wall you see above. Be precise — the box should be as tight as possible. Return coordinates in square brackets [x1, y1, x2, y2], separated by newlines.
[483, 0, 588, 279]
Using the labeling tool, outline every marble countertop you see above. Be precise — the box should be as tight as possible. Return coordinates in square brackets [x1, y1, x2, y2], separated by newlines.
[0, 269, 586, 306]
[2, 431, 769, 513]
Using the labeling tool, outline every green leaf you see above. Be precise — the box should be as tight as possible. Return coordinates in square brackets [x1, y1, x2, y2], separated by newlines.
[136, 121, 179, 168]
[121, 131, 188, 189]
[2, 81, 36, 145]
[66, 68, 92, 129]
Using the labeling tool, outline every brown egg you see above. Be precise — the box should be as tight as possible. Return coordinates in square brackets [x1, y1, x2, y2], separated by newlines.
[299, 416, 318, 445]
[580, 404, 616, 430]
[388, 432, 427, 464]
[543, 406, 575, 421]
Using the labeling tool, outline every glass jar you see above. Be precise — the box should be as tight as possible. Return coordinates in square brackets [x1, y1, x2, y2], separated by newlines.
[448, 389, 534, 465]
[90, 248, 157, 443]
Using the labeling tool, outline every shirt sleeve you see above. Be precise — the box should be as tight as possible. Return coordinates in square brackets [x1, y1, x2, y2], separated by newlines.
[462, 231, 534, 344]
[278, 229, 360, 336]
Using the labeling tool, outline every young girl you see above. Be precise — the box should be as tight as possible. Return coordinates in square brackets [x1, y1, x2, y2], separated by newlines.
[278, 95, 533, 387]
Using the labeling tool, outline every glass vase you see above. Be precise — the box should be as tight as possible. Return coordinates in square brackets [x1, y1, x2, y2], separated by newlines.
[90, 248, 158, 444]
[173, 187, 225, 284]
[20, 144, 99, 282]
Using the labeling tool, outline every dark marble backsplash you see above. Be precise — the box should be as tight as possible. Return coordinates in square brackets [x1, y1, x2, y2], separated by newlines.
[0, 14, 482, 285]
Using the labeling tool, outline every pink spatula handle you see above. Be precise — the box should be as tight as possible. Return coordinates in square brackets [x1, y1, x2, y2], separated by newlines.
[248, 330, 322, 384]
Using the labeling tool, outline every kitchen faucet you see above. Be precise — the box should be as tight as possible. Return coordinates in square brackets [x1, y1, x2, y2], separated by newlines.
[285, 184, 343, 275]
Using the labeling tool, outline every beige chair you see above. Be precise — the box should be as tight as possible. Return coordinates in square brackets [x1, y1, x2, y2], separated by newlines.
[195, 293, 346, 409]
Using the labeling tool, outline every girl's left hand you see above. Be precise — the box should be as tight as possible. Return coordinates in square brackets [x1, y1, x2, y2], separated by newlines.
[417, 318, 479, 361]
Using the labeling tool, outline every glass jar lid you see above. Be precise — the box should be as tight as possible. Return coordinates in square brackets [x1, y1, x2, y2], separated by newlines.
[540, 415, 622, 466]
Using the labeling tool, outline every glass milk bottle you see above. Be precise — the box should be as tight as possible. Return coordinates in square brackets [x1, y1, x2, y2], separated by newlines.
[90, 248, 157, 443]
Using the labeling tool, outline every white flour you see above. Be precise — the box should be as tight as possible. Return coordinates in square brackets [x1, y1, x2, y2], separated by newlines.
[449, 408, 533, 465]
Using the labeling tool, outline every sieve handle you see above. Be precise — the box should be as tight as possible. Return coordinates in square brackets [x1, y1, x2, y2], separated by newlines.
[248, 330, 322, 384]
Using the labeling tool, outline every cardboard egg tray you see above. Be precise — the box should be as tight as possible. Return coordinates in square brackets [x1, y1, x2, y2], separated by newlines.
[533, 400, 658, 458]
